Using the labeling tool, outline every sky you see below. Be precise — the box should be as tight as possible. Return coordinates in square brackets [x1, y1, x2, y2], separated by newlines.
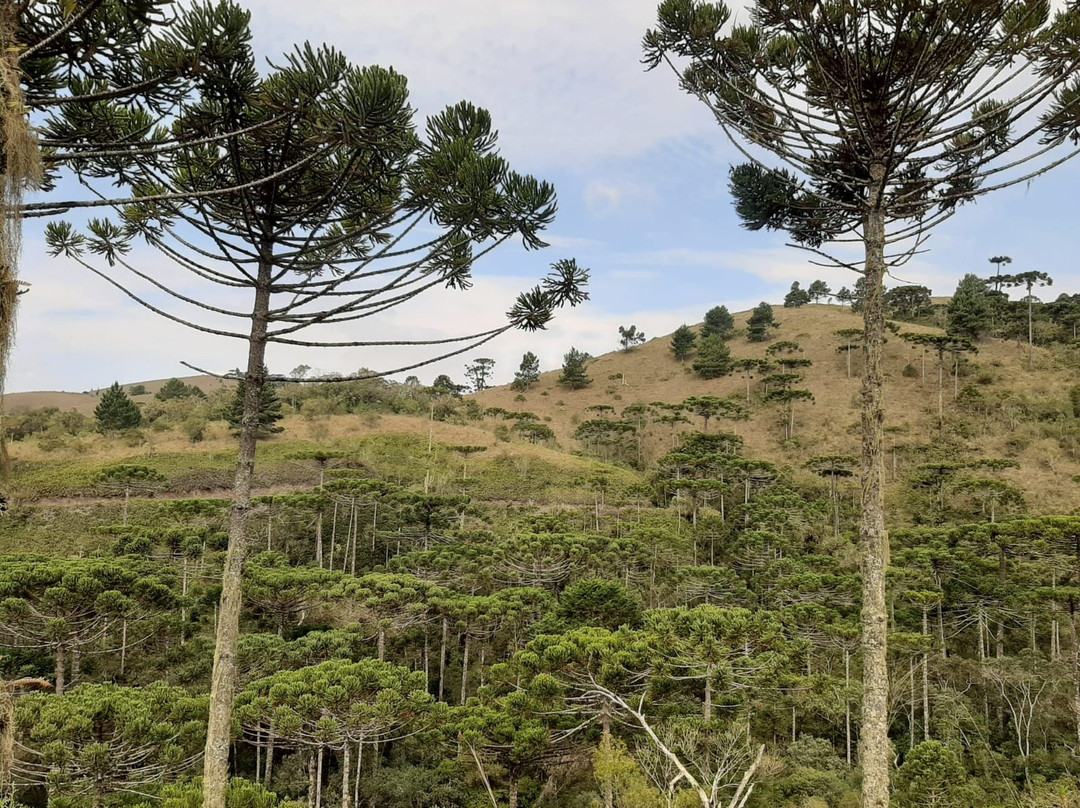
[11, 0, 1080, 393]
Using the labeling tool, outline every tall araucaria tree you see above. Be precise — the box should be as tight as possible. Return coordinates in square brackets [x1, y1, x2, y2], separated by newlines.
[3, 1, 254, 449]
[46, 43, 587, 808]
[644, 3, 1080, 805]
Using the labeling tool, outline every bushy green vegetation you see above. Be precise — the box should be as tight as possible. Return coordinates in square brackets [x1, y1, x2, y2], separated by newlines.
[5, 397, 1080, 807]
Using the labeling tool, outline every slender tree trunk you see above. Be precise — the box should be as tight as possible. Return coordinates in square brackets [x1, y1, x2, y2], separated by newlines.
[329, 502, 338, 569]
[120, 620, 128, 675]
[308, 752, 317, 808]
[316, 512, 323, 568]
[858, 183, 891, 808]
[601, 707, 614, 808]
[341, 742, 351, 808]
[265, 722, 275, 785]
[704, 664, 713, 722]
[203, 267, 272, 808]
[438, 617, 448, 702]
[845, 648, 852, 766]
[354, 743, 362, 807]
[54, 644, 65, 696]
[460, 631, 470, 706]
[923, 608, 930, 742]
[316, 746, 324, 808]
[937, 355, 944, 425]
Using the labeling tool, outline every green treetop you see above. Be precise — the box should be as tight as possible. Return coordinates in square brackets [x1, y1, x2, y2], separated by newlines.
[558, 347, 592, 390]
[701, 305, 735, 339]
[670, 323, 697, 361]
[95, 381, 142, 431]
[746, 302, 778, 342]
[511, 352, 541, 391]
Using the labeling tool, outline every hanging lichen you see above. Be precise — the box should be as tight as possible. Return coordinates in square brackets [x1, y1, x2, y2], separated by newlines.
[1, 2, 43, 485]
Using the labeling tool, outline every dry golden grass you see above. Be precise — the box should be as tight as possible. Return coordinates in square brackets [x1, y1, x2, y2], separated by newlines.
[7, 305, 1079, 514]
[475, 304, 1080, 513]
[5, 375, 233, 415]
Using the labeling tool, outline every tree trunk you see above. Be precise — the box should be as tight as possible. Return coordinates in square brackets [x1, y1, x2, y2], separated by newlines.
[857, 181, 891, 808]
[316, 512, 323, 568]
[266, 723, 275, 786]
[845, 648, 852, 766]
[460, 631, 470, 706]
[438, 617, 448, 702]
[922, 609, 930, 742]
[329, 502, 338, 569]
[341, 742, 352, 808]
[71, 646, 81, 688]
[202, 267, 272, 808]
[704, 664, 713, 722]
[54, 644, 65, 696]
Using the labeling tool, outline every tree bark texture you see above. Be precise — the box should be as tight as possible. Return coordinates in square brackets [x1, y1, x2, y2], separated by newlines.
[202, 265, 272, 808]
[858, 172, 891, 808]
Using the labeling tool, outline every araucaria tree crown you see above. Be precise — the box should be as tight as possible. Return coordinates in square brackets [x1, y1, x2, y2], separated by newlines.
[645, 3, 1080, 806]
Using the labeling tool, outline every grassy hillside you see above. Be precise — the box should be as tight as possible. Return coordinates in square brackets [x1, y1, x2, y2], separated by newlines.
[7, 303, 1080, 517]
[477, 303, 1080, 514]
[5, 303, 1080, 808]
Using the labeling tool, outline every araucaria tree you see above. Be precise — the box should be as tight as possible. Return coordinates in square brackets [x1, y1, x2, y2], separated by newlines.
[512, 352, 541, 390]
[47, 42, 587, 808]
[465, 358, 496, 392]
[645, 3, 1080, 805]
[618, 324, 647, 352]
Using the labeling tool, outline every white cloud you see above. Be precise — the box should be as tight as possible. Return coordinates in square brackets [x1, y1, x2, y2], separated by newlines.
[246, 1, 720, 169]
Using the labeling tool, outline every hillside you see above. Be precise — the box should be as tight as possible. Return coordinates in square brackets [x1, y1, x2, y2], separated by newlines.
[4, 302, 1080, 808]
[476, 303, 1080, 514]
[6, 303, 1080, 516]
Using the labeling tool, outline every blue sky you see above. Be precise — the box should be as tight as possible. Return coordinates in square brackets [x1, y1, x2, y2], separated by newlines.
[11, 0, 1080, 392]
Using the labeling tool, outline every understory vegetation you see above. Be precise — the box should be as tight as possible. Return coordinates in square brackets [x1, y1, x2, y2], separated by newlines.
[4, 303, 1080, 808]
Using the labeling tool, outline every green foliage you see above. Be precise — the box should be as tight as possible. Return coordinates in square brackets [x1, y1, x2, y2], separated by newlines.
[670, 323, 697, 361]
[746, 302, 778, 342]
[464, 358, 496, 392]
[947, 274, 993, 340]
[512, 352, 541, 391]
[226, 372, 284, 437]
[618, 324, 647, 352]
[885, 285, 933, 320]
[557, 579, 642, 630]
[95, 463, 167, 490]
[155, 378, 206, 401]
[558, 347, 592, 390]
[894, 742, 975, 808]
[701, 305, 735, 339]
[807, 280, 831, 303]
[236, 658, 437, 750]
[15, 682, 207, 800]
[153, 778, 304, 808]
[783, 282, 810, 308]
[94, 381, 142, 431]
[691, 334, 733, 379]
